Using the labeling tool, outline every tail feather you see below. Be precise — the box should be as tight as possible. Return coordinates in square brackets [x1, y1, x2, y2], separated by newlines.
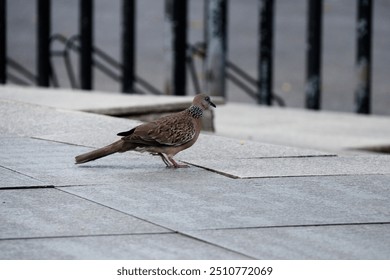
[75, 140, 124, 164]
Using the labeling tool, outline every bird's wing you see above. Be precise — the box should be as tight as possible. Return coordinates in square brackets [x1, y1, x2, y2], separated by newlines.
[123, 112, 196, 147]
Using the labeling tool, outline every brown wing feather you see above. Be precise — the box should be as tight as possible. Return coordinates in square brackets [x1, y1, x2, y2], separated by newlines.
[122, 112, 196, 147]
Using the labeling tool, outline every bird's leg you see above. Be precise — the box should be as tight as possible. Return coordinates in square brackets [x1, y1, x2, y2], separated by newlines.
[160, 153, 172, 167]
[151, 153, 171, 167]
[167, 156, 189, 168]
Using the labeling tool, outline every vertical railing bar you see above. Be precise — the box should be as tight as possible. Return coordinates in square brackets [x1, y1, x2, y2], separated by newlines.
[204, 0, 228, 97]
[80, 0, 93, 90]
[164, 0, 172, 95]
[258, 0, 274, 105]
[0, 0, 6, 84]
[48, 60, 59, 87]
[173, 0, 187, 96]
[37, 0, 51, 87]
[305, 0, 323, 110]
[164, 0, 188, 96]
[122, 0, 136, 93]
[355, 0, 373, 114]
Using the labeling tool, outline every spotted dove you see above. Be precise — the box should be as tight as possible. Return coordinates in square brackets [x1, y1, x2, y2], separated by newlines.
[75, 93, 216, 168]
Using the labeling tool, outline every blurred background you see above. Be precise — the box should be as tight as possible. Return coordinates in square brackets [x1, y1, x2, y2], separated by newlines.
[3, 0, 390, 115]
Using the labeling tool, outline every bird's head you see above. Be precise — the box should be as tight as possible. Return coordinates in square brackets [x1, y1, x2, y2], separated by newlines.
[192, 93, 216, 110]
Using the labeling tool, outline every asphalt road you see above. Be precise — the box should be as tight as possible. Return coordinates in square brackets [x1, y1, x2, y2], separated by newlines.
[6, 0, 390, 115]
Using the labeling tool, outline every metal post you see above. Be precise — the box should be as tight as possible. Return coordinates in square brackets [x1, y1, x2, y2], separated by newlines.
[258, 0, 274, 105]
[305, 0, 323, 110]
[80, 0, 93, 90]
[164, 0, 187, 96]
[355, 0, 372, 114]
[204, 0, 228, 97]
[122, 0, 136, 93]
[0, 0, 6, 84]
[37, 0, 51, 87]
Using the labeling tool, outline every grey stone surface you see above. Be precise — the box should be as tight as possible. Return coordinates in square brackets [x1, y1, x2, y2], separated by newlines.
[187, 223, 390, 259]
[59, 175, 390, 231]
[186, 155, 390, 178]
[0, 136, 213, 186]
[0, 99, 140, 147]
[1, 134, 341, 188]
[0, 233, 248, 260]
[179, 134, 331, 161]
[0, 166, 46, 189]
[215, 103, 390, 153]
[0, 188, 168, 239]
[2, 87, 390, 260]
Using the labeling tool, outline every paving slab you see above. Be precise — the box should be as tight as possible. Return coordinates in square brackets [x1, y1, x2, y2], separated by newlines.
[0, 166, 47, 189]
[1, 135, 340, 187]
[179, 134, 331, 160]
[0, 99, 140, 147]
[59, 175, 390, 231]
[0, 188, 168, 239]
[0, 136, 218, 186]
[0, 233, 248, 260]
[186, 155, 390, 178]
[187, 223, 390, 259]
[215, 103, 390, 152]
[39, 133, 333, 171]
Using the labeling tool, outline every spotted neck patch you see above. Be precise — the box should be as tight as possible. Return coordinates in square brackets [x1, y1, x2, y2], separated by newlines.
[187, 105, 203, 119]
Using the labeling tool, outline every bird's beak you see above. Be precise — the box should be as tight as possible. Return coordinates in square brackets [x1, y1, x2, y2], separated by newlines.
[209, 100, 216, 108]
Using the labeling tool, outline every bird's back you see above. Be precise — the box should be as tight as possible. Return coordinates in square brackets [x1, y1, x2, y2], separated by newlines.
[122, 109, 200, 148]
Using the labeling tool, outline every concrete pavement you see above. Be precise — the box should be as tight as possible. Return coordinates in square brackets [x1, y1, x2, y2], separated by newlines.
[215, 103, 390, 153]
[1, 86, 390, 259]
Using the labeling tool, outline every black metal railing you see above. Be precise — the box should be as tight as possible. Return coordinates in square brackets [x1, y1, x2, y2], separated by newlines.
[0, 0, 6, 84]
[37, 0, 51, 87]
[49, 33, 162, 95]
[355, 0, 373, 114]
[0, 0, 374, 114]
[305, 0, 322, 110]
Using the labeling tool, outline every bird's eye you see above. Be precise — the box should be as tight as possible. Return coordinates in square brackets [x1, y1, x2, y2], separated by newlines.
[205, 96, 210, 102]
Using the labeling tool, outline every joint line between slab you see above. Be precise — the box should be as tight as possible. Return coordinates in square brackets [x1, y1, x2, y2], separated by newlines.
[0, 164, 46, 182]
[196, 221, 390, 232]
[30, 136, 96, 149]
[0, 232, 175, 242]
[0, 185, 55, 190]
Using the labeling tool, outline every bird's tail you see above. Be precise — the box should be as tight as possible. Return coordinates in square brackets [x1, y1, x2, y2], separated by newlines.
[75, 140, 124, 164]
